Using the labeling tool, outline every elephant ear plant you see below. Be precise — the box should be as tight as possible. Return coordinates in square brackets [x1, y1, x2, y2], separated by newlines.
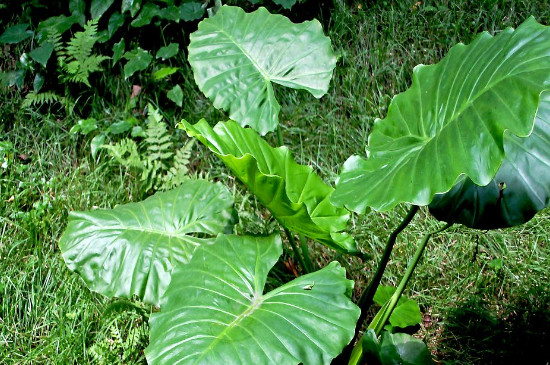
[187, 5, 337, 135]
[332, 16, 550, 363]
[58, 6, 550, 364]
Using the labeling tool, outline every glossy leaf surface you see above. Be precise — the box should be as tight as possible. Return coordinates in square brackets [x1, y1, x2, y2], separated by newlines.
[333, 17, 550, 212]
[59, 180, 236, 305]
[182, 119, 357, 254]
[188, 5, 336, 135]
[146, 234, 360, 365]
[429, 91, 550, 229]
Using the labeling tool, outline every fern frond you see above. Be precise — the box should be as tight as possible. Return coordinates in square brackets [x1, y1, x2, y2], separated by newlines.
[141, 159, 162, 192]
[160, 139, 194, 190]
[44, 28, 63, 52]
[64, 19, 99, 60]
[22, 91, 65, 108]
[58, 19, 109, 86]
[143, 114, 173, 166]
[101, 139, 144, 169]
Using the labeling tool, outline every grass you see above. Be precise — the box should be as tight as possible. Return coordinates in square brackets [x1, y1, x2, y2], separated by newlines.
[1, 0, 550, 364]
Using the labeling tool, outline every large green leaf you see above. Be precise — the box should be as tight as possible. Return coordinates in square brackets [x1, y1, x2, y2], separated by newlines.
[429, 91, 550, 229]
[182, 119, 358, 254]
[59, 180, 236, 305]
[146, 234, 360, 365]
[188, 5, 336, 135]
[332, 17, 550, 213]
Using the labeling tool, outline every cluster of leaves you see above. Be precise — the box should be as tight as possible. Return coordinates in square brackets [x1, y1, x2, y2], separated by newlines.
[57, 4, 550, 365]
[0, 0, 211, 111]
[87, 301, 149, 365]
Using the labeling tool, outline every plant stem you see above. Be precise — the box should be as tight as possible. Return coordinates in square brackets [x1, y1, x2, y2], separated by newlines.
[340, 205, 419, 360]
[284, 228, 310, 274]
[373, 222, 453, 335]
[276, 126, 311, 273]
[299, 234, 314, 272]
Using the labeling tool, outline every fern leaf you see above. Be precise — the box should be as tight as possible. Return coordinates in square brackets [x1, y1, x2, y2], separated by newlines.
[143, 113, 173, 166]
[22, 91, 65, 108]
[101, 139, 144, 169]
[160, 139, 194, 190]
[58, 19, 109, 86]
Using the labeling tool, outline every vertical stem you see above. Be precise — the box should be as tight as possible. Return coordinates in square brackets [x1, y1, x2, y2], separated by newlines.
[277, 126, 311, 274]
[339, 205, 419, 361]
[284, 228, 310, 274]
[373, 222, 453, 335]
[299, 234, 314, 272]
[356, 206, 419, 327]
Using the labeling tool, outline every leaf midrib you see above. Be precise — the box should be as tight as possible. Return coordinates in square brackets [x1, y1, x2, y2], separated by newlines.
[79, 222, 208, 238]
[193, 295, 264, 364]
[210, 24, 270, 81]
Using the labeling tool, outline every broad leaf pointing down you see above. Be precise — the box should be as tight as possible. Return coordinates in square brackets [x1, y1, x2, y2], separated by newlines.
[146, 234, 360, 365]
[188, 5, 337, 135]
[429, 90, 550, 229]
[182, 119, 358, 254]
[59, 180, 236, 305]
[332, 17, 550, 213]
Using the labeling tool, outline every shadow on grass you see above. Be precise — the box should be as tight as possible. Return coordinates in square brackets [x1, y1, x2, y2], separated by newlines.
[438, 289, 550, 365]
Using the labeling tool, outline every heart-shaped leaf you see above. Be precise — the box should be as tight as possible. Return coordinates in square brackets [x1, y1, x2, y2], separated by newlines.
[123, 47, 152, 78]
[156, 43, 179, 60]
[167, 85, 183, 107]
[333, 17, 550, 213]
[182, 119, 358, 254]
[429, 91, 550, 229]
[179, 2, 204, 21]
[29, 42, 54, 67]
[0, 24, 33, 44]
[59, 180, 236, 305]
[188, 5, 336, 135]
[146, 234, 360, 365]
